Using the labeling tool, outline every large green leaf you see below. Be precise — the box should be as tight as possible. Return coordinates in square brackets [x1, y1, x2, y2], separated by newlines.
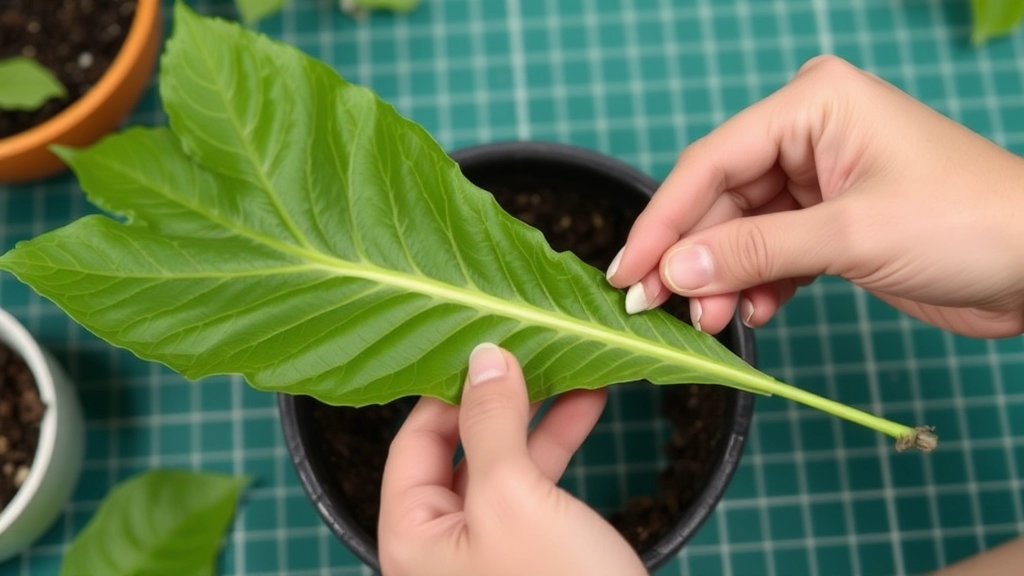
[0, 56, 66, 111]
[60, 470, 246, 576]
[0, 5, 929, 449]
[0, 3, 766, 405]
[971, 0, 1024, 44]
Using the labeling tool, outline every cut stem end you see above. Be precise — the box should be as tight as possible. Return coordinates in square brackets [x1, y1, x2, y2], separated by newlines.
[895, 426, 938, 453]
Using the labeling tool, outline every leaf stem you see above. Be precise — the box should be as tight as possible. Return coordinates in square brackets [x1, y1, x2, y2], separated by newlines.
[721, 370, 937, 452]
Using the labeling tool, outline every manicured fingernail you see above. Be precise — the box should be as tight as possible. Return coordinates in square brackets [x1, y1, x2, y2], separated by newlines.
[740, 298, 755, 328]
[664, 245, 713, 292]
[468, 343, 507, 386]
[624, 282, 650, 315]
[605, 248, 623, 281]
[690, 299, 703, 332]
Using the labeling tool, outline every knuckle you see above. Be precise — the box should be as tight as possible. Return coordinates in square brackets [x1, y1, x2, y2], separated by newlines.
[794, 55, 872, 99]
[675, 137, 727, 191]
[728, 222, 774, 282]
[796, 54, 853, 79]
[674, 137, 704, 168]
[461, 389, 517, 431]
[675, 135, 716, 167]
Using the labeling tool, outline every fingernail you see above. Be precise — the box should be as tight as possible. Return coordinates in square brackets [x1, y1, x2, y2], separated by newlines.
[605, 248, 623, 281]
[740, 298, 755, 328]
[468, 342, 507, 386]
[624, 282, 650, 315]
[690, 299, 703, 332]
[664, 245, 714, 292]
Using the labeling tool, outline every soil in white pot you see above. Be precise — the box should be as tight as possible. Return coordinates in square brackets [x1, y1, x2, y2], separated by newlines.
[310, 176, 728, 552]
[0, 0, 137, 138]
[0, 343, 45, 512]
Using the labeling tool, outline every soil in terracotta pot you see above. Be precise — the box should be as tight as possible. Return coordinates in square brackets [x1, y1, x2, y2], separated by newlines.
[311, 174, 727, 552]
[0, 0, 137, 139]
[0, 342, 46, 512]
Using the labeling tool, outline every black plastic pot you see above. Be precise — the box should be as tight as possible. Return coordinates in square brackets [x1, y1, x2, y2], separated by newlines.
[279, 141, 756, 573]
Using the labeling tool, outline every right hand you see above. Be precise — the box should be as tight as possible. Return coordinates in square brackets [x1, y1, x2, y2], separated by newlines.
[607, 55, 1024, 339]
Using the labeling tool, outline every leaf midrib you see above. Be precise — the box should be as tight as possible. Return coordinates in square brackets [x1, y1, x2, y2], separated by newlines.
[44, 144, 767, 390]
[64, 204, 762, 389]
[157, 30, 768, 391]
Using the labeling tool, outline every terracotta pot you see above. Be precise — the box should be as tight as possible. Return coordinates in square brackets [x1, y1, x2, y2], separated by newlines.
[0, 0, 162, 183]
[279, 141, 757, 573]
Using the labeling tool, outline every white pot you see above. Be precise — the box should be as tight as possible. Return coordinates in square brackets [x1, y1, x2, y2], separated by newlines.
[0, 308, 84, 561]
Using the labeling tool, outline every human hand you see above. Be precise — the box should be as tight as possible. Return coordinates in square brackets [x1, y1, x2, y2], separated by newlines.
[378, 343, 647, 576]
[606, 55, 1024, 338]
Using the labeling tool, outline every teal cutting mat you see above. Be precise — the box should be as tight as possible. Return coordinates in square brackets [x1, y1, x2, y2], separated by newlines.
[2, 0, 1023, 574]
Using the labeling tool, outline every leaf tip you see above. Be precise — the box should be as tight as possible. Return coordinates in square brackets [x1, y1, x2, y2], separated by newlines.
[49, 143, 79, 164]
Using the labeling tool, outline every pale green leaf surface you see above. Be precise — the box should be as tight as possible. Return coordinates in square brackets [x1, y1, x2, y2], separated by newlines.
[0, 56, 66, 111]
[0, 3, 780, 407]
[234, 0, 287, 23]
[59, 470, 247, 576]
[971, 0, 1024, 44]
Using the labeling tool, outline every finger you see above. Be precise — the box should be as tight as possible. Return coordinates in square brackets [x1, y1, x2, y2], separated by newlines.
[689, 292, 740, 335]
[624, 269, 673, 315]
[740, 278, 802, 327]
[607, 159, 790, 289]
[380, 397, 461, 529]
[726, 163, 790, 213]
[458, 343, 532, 480]
[527, 389, 607, 481]
[606, 96, 796, 287]
[451, 400, 545, 497]
[659, 200, 848, 297]
[748, 187, 803, 216]
[620, 185, 791, 316]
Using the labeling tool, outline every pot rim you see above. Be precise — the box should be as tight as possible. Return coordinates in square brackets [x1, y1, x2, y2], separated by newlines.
[0, 0, 161, 158]
[0, 309, 59, 532]
[278, 140, 756, 572]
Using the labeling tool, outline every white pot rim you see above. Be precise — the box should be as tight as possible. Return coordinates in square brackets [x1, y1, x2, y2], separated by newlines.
[0, 308, 58, 533]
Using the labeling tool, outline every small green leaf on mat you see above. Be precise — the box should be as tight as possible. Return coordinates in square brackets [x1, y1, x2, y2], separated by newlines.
[970, 0, 1024, 44]
[0, 56, 66, 111]
[60, 470, 247, 576]
[341, 0, 420, 16]
[234, 0, 287, 23]
[0, 3, 934, 451]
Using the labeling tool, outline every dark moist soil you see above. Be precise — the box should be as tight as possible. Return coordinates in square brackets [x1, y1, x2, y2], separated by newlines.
[0, 0, 136, 139]
[312, 174, 727, 552]
[0, 343, 46, 512]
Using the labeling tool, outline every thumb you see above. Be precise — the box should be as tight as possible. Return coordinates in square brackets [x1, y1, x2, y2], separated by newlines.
[458, 343, 531, 478]
[660, 201, 848, 296]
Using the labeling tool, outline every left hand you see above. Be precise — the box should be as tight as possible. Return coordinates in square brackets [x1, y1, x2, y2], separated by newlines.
[378, 343, 647, 576]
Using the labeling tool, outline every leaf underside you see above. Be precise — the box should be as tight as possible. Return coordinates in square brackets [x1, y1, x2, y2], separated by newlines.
[60, 470, 247, 576]
[0, 3, 779, 407]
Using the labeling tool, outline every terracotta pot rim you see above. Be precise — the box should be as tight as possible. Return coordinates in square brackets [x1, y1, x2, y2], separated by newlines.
[0, 0, 160, 159]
